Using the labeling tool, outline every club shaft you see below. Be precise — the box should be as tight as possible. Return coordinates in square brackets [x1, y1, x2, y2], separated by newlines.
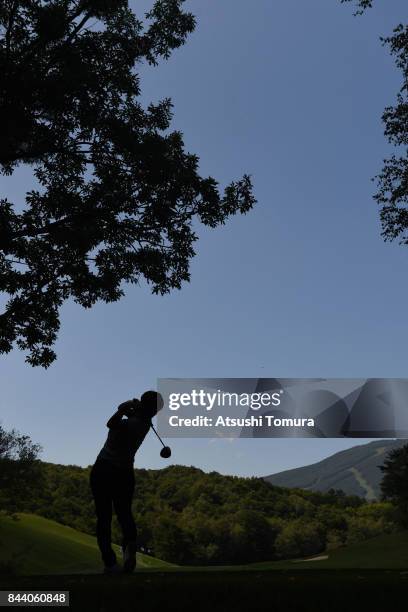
[150, 423, 165, 447]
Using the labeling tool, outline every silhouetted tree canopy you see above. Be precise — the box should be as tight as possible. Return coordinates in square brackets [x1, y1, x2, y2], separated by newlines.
[0, 1, 255, 366]
[380, 443, 408, 527]
[342, 1, 408, 249]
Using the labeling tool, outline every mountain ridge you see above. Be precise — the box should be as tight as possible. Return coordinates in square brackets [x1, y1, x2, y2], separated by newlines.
[264, 439, 406, 500]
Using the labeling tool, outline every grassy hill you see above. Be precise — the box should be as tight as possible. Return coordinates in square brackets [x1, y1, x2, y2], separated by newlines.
[0, 513, 173, 575]
[265, 439, 406, 499]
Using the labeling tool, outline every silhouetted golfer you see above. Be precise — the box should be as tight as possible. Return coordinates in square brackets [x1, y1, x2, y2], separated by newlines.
[90, 391, 164, 574]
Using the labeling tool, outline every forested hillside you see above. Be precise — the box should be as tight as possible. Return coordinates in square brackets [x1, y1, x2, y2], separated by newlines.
[17, 462, 396, 565]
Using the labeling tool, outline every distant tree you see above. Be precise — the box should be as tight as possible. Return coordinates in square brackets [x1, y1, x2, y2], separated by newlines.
[229, 509, 277, 563]
[274, 519, 324, 559]
[0, 1, 255, 367]
[341, 1, 408, 251]
[153, 514, 193, 564]
[380, 443, 408, 527]
[0, 424, 42, 514]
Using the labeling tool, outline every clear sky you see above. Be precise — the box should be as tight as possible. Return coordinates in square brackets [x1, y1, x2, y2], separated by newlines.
[1, 0, 407, 477]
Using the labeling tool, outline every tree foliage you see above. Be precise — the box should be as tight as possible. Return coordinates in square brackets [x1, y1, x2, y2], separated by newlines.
[342, 1, 408, 250]
[341, 0, 373, 15]
[380, 443, 408, 527]
[0, 424, 42, 514]
[0, 1, 255, 366]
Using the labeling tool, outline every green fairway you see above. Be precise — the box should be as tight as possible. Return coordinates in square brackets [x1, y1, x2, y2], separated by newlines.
[249, 530, 408, 570]
[287, 531, 408, 569]
[0, 514, 172, 575]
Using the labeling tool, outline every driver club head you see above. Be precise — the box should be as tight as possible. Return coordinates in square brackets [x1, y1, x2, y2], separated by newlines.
[160, 446, 172, 459]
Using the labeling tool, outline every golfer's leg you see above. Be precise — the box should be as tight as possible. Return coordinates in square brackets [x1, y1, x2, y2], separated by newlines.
[90, 464, 117, 568]
[113, 470, 137, 550]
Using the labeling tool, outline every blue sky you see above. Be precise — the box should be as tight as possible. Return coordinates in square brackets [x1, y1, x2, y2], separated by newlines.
[1, 0, 407, 477]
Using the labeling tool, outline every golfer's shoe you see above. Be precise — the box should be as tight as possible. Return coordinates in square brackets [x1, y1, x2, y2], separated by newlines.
[103, 563, 122, 575]
[122, 542, 137, 573]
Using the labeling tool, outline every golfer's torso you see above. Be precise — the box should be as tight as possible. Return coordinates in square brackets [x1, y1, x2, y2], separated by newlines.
[97, 416, 150, 468]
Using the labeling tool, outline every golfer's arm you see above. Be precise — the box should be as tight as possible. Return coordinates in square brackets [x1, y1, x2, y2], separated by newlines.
[106, 411, 123, 429]
[106, 401, 133, 429]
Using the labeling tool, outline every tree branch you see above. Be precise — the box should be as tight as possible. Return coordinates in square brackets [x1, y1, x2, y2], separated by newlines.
[62, 12, 92, 48]
[18, 6, 92, 71]
[5, 0, 19, 62]
[0, 143, 89, 166]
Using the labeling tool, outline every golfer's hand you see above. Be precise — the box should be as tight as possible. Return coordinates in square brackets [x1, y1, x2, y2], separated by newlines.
[117, 400, 134, 417]
[107, 401, 132, 428]
[118, 399, 140, 417]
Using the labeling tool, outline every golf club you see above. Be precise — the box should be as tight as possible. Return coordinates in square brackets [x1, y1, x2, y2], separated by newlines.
[150, 423, 172, 459]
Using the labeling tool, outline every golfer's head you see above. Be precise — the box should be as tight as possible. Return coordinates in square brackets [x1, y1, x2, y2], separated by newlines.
[140, 390, 164, 419]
